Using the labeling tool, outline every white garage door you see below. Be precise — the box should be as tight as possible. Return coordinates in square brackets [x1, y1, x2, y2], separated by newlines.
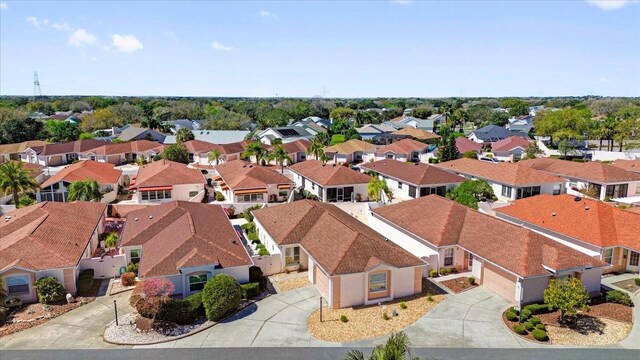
[482, 262, 516, 302]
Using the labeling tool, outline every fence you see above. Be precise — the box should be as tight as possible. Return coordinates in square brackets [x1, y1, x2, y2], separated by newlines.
[252, 254, 282, 276]
[79, 254, 127, 279]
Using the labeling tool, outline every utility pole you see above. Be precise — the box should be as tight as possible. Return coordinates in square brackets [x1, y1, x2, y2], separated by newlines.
[33, 71, 42, 97]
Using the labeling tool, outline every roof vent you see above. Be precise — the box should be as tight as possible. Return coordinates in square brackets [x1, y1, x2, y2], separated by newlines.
[149, 215, 153, 219]
[134, 218, 139, 221]
[584, 206, 590, 210]
[551, 212, 556, 217]
[573, 196, 582, 202]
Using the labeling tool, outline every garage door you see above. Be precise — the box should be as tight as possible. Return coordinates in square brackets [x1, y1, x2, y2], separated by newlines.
[314, 265, 330, 300]
[482, 262, 516, 302]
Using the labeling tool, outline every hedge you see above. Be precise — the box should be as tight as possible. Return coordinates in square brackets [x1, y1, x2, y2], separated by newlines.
[429, 270, 438, 278]
[531, 329, 549, 341]
[606, 290, 633, 306]
[635, 278, 640, 286]
[156, 297, 203, 325]
[202, 274, 242, 321]
[520, 308, 532, 320]
[523, 303, 554, 315]
[34, 277, 66, 304]
[439, 268, 452, 276]
[241, 282, 260, 299]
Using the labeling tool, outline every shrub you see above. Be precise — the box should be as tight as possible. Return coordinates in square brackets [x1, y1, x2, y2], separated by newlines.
[241, 222, 255, 233]
[520, 308, 532, 320]
[463, 151, 478, 159]
[202, 274, 242, 321]
[399, 302, 408, 310]
[523, 303, 553, 315]
[513, 324, 527, 335]
[382, 310, 391, 320]
[529, 316, 541, 325]
[241, 282, 260, 299]
[536, 323, 546, 331]
[510, 306, 519, 315]
[429, 270, 438, 278]
[340, 315, 348, 323]
[136, 316, 153, 332]
[0, 306, 9, 320]
[531, 329, 549, 341]
[468, 277, 475, 286]
[635, 278, 640, 286]
[126, 262, 140, 276]
[439, 268, 452, 276]
[606, 290, 632, 306]
[257, 244, 270, 256]
[34, 277, 66, 304]
[129, 278, 175, 321]
[505, 311, 518, 322]
[427, 295, 434, 302]
[156, 298, 202, 325]
[248, 231, 259, 242]
[215, 191, 225, 201]
[186, 292, 204, 312]
[121, 272, 136, 286]
[524, 321, 534, 331]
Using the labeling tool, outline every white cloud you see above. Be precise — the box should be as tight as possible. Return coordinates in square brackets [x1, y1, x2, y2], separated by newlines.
[51, 22, 73, 32]
[26, 16, 49, 29]
[0, 2, 8, 10]
[586, 0, 632, 10]
[211, 41, 232, 51]
[259, 10, 279, 20]
[111, 34, 144, 52]
[68, 28, 97, 47]
[390, 0, 413, 4]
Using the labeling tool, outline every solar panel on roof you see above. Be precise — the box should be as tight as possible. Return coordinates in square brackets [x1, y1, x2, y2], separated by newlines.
[277, 128, 300, 137]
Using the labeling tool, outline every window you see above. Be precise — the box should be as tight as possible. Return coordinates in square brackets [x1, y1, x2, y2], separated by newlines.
[285, 246, 300, 266]
[420, 186, 446, 197]
[603, 248, 613, 265]
[279, 190, 288, 197]
[630, 251, 639, 267]
[188, 191, 199, 198]
[501, 186, 512, 198]
[398, 182, 403, 189]
[239, 193, 264, 202]
[605, 184, 628, 198]
[130, 249, 141, 264]
[189, 274, 207, 292]
[516, 186, 541, 199]
[312, 183, 315, 190]
[141, 190, 171, 201]
[553, 184, 562, 195]
[636, 183, 640, 195]
[444, 248, 454, 266]
[6, 275, 29, 294]
[408, 185, 417, 198]
[369, 273, 387, 293]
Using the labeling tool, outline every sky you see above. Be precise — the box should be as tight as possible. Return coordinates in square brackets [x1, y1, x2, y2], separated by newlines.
[1, 0, 639, 98]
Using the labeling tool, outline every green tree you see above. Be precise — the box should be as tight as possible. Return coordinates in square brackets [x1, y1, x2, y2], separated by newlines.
[208, 149, 222, 166]
[344, 332, 417, 360]
[242, 141, 265, 164]
[0, 162, 38, 206]
[67, 179, 103, 202]
[446, 180, 496, 210]
[0, 115, 44, 144]
[557, 139, 575, 159]
[368, 177, 392, 202]
[269, 145, 292, 173]
[543, 277, 590, 323]
[411, 105, 434, 119]
[79, 132, 95, 139]
[104, 232, 119, 249]
[175, 127, 195, 143]
[202, 274, 242, 321]
[524, 142, 543, 159]
[329, 107, 355, 122]
[501, 98, 529, 117]
[488, 111, 509, 127]
[45, 120, 80, 142]
[257, 108, 290, 129]
[437, 127, 459, 162]
[308, 138, 325, 160]
[161, 143, 190, 164]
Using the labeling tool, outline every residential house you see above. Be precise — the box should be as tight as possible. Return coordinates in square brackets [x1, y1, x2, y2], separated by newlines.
[79, 140, 165, 165]
[370, 139, 430, 163]
[252, 200, 425, 308]
[0, 202, 107, 303]
[391, 127, 440, 143]
[188, 141, 248, 167]
[468, 125, 528, 144]
[163, 119, 204, 134]
[489, 136, 532, 162]
[130, 160, 206, 204]
[369, 195, 604, 307]
[0, 141, 47, 163]
[612, 159, 640, 174]
[214, 160, 294, 203]
[506, 115, 534, 134]
[182, 140, 219, 165]
[280, 139, 310, 164]
[20, 139, 107, 167]
[289, 160, 371, 202]
[436, 158, 564, 201]
[257, 126, 313, 145]
[360, 159, 465, 200]
[455, 137, 483, 156]
[519, 157, 640, 200]
[528, 105, 545, 116]
[324, 139, 377, 164]
[292, 119, 327, 137]
[37, 160, 123, 203]
[355, 124, 397, 140]
[495, 194, 640, 275]
[163, 130, 250, 145]
[394, 116, 437, 132]
[118, 201, 253, 297]
[117, 126, 167, 143]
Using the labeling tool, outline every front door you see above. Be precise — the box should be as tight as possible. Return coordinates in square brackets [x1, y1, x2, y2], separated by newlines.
[628, 250, 640, 272]
[468, 253, 474, 271]
[337, 188, 344, 202]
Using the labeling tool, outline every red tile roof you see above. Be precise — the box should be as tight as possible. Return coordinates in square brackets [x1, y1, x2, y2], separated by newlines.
[495, 194, 640, 252]
[455, 137, 483, 154]
[0, 202, 106, 272]
[435, 158, 563, 186]
[35, 139, 108, 156]
[281, 139, 311, 154]
[611, 159, 640, 174]
[324, 139, 377, 155]
[491, 136, 532, 152]
[289, 160, 371, 186]
[135, 160, 205, 188]
[0, 141, 48, 155]
[84, 140, 164, 156]
[360, 159, 466, 186]
[215, 160, 292, 190]
[41, 160, 122, 188]
[119, 201, 252, 277]
[376, 139, 429, 155]
[391, 127, 441, 141]
[183, 140, 218, 154]
[252, 200, 424, 275]
[519, 158, 640, 184]
[372, 195, 604, 277]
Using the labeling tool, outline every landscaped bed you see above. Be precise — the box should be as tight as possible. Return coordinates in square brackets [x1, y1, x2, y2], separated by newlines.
[307, 280, 445, 342]
[268, 271, 311, 293]
[439, 277, 478, 294]
[103, 312, 215, 345]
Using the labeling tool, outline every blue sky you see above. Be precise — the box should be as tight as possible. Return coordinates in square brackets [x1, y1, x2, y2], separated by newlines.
[1, 1, 639, 97]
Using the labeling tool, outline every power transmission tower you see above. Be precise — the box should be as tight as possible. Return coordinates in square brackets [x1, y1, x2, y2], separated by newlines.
[33, 71, 42, 97]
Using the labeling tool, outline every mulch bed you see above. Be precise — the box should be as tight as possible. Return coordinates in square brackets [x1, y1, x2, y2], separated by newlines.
[501, 310, 549, 343]
[611, 279, 640, 293]
[0, 279, 101, 337]
[440, 277, 478, 294]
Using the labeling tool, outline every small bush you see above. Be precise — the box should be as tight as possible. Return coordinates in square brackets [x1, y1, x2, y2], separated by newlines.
[635, 278, 640, 286]
[121, 272, 136, 286]
[468, 277, 475, 286]
[399, 302, 408, 310]
[0, 306, 9, 320]
[520, 308, 532, 320]
[340, 315, 348, 323]
[536, 323, 546, 331]
[382, 310, 391, 320]
[505, 311, 518, 322]
[429, 270, 438, 278]
[510, 306, 520, 315]
[126, 262, 140, 276]
[248, 231, 259, 242]
[215, 192, 225, 201]
[34, 277, 66, 304]
[241, 222, 255, 233]
[529, 316, 541, 326]
[249, 266, 263, 282]
[257, 244, 270, 256]
[523, 303, 553, 315]
[156, 298, 202, 325]
[513, 324, 527, 335]
[202, 274, 242, 321]
[531, 329, 549, 341]
[524, 321, 534, 331]
[136, 316, 153, 332]
[241, 282, 260, 299]
[606, 290, 633, 306]
[186, 292, 204, 313]
[427, 295, 434, 302]
[439, 268, 452, 276]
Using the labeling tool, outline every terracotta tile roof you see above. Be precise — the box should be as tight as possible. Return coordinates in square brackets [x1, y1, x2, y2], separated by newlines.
[392, 127, 441, 141]
[214, 141, 249, 155]
[119, 201, 252, 277]
[376, 139, 429, 155]
[495, 194, 640, 252]
[35, 139, 108, 156]
[455, 137, 483, 154]
[360, 159, 466, 186]
[289, 160, 371, 186]
[281, 139, 311, 154]
[252, 200, 424, 275]
[0, 140, 48, 155]
[135, 160, 205, 188]
[372, 195, 604, 278]
[611, 159, 640, 174]
[6, 161, 43, 178]
[85, 140, 164, 156]
[624, 207, 640, 215]
[41, 160, 122, 188]
[518, 158, 640, 184]
[324, 139, 377, 155]
[435, 158, 563, 186]
[0, 202, 107, 272]
[491, 136, 532, 152]
[182, 140, 218, 154]
[214, 160, 292, 190]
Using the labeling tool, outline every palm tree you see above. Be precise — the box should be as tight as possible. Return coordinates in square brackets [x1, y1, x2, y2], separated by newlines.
[0, 162, 38, 207]
[344, 332, 415, 360]
[66, 179, 103, 202]
[175, 127, 195, 143]
[269, 145, 292, 173]
[104, 232, 119, 249]
[308, 139, 325, 160]
[208, 149, 222, 166]
[242, 141, 264, 164]
[319, 153, 330, 164]
[367, 178, 392, 203]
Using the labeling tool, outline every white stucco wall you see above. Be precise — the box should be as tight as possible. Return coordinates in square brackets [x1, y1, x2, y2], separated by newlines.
[368, 213, 438, 262]
[580, 267, 603, 294]
[339, 272, 365, 308]
[520, 276, 550, 305]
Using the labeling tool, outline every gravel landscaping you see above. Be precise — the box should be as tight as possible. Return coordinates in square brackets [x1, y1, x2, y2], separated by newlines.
[103, 312, 215, 345]
[268, 271, 311, 293]
[611, 279, 640, 294]
[109, 278, 136, 295]
[546, 317, 632, 346]
[440, 277, 478, 294]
